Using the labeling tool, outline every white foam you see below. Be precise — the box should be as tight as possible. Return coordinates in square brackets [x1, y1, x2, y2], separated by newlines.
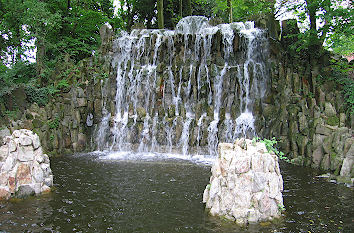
[99, 151, 215, 165]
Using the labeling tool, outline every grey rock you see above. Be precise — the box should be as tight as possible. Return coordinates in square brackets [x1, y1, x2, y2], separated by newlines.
[324, 102, 336, 117]
[86, 113, 94, 127]
[15, 185, 35, 198]
[0, 128, 11, 146]
[77, 98, 87, 107]
[316, 124, 333, 136]
[312, 146, 323, 168]
[340, 155, 353, 177]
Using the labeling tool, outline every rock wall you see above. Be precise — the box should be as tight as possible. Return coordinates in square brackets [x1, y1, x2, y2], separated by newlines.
[0, 24, 113, 155]
[0, 129, 53, 200]
[0, 21, 352, 182]
[261, 20, 354, 182]
[1, 53, 112, 155]
[203, 138, 284, 225]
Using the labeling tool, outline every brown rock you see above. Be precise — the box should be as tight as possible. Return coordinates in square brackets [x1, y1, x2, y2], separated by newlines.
[235, 156, 251, 174]
[0, 172, 8, 185]
[8, 176, 15, 193]
[16, 164, 32, 185]
[0, 187, 10, 200]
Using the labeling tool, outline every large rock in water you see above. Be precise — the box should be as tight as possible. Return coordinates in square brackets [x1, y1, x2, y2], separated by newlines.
[203, 138, 284, 225]
[0, 129, 53, 200]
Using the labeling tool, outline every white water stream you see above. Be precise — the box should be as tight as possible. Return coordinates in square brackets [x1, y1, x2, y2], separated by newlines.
[96, 16, 268, 160]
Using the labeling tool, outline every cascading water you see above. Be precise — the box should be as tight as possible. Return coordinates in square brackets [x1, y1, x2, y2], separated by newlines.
[95, 16, 269, 160]
[95, 79, 111, 151]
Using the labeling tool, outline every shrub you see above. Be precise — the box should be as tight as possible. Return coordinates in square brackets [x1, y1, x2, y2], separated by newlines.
[252, 137, 290, 162]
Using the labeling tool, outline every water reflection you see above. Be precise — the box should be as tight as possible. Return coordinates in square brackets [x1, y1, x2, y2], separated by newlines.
[0, 194, 54, 232]
[0, 154, 353, 232]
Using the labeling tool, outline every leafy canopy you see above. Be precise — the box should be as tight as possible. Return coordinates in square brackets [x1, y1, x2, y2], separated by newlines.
[277, 0, 353, 55]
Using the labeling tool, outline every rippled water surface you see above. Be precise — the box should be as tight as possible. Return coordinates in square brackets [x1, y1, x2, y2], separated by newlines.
[0, 153, 353, 232]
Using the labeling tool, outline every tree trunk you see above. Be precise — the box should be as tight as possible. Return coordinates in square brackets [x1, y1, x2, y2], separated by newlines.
[126, 2, 133, 31]
[185, 0, 192, 16]
[36, 39, 45, 76]
[227, 0, 232, 23]
[157, 0, 164, 29]
[179, 0, 183, 18]
[305, 0, 322, 54]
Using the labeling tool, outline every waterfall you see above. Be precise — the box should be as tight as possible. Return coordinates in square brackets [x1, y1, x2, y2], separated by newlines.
[95, 79, 111, 151]
[95, 16, 268, 158]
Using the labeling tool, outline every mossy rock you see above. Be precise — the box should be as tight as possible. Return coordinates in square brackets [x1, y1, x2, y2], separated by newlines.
[334, 165, 341, 176]
[127, 118, 135, 128]
[136, 107, 146, 119]
[168, 105, 176, 118]
[336, 176, 352, 184]
[32, 119, 44, 129]
[291, 156, 304, 166]
[325, 116, 339, 126]
[25, 113, 34, 120]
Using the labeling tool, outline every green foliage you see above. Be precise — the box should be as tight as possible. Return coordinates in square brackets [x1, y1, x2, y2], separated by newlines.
[56, 79, 70, 90]
[212, 0, 275, 22]
[47, 115, 60, 130]
[4, 110, 20, 120]
[118, 0, 214, 30]
[25, 84, 50, 106]
[326, 116, 339, 126]
[253, 137, 290, 162]
[329, 34, 354, 56]
[0, 0, 119, 112]
[278, 203, 286, 212]
[0, 62, 37, 108]
[1, 0, 119, 69]
[279, 0, 353, 55]
[0, 62, 36, 96]
[318, 59, 354, 115]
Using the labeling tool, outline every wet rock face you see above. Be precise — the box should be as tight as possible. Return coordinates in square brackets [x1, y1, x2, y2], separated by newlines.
[203, 138, 284, 225]
[0, 129, 53, 200]
[265, 52, 354, 182]
[95, 19, 270, 155]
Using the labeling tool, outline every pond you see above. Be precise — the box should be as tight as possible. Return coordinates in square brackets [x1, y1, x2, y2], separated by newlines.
[0, 152, 353, 232]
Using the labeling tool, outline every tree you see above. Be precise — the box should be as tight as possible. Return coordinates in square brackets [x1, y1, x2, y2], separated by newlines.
[179, 0, 183, 18]
[0, 0, 27, 64]
[157, 0, 164, 28]
[185, 0, 192, 15]
[227, 0, 232, 23]
[22, 0, 61, 75]
[277, 0, 353, 56]
[212, 0, 275, 23]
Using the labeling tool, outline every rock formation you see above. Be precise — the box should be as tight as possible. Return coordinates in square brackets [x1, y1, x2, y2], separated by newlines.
[0, 17, 352, 183]
[0, 129, 53, 200]
[203, 138, 284, 225]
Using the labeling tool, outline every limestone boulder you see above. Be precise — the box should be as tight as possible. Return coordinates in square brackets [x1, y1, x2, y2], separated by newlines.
[0, 129, 53, 200]
[203, 138, 284, 225]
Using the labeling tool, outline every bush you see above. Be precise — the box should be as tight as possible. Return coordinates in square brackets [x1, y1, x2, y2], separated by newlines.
[252, 137, 290, 162]
[25, 84, 50, 106]
[318, 59, 354, 115]
[47, 115, 60, 130]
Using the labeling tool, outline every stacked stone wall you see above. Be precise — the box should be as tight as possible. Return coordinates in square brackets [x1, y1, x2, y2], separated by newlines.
[0, 129, 53, 200]
[203, 139, 284, 225]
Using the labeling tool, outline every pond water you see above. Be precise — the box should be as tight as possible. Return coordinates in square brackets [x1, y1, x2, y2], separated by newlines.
[0, 152, 353, 232]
